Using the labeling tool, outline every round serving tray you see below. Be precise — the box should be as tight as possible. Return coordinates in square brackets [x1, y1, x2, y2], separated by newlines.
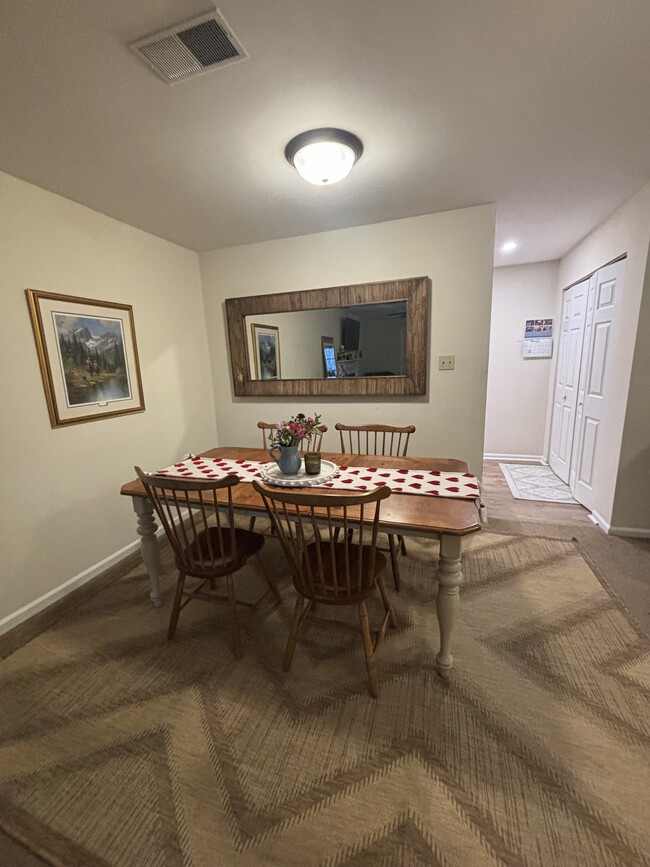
[259, 459, 339, 488]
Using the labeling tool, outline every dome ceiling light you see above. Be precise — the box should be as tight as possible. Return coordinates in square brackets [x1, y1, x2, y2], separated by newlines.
[285, 128, 364, 186]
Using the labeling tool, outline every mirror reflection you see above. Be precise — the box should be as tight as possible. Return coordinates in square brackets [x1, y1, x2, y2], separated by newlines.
[245, 301, 407, 380]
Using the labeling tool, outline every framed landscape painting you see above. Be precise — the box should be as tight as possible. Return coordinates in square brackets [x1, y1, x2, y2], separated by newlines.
[26, 289, 145, 428]
[251, 323, 281, 380]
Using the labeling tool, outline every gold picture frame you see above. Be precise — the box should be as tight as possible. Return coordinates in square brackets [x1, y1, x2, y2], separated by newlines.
[26, 289, 145, 428]
[250, 323, 281, 380]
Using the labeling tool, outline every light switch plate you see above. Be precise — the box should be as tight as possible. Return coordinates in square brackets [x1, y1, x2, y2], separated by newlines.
[438, 354, 455, 370]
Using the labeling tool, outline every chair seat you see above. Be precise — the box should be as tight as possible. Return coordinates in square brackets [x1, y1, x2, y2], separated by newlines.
[183, 527, 265, 576]
[299, 542, 387, 604]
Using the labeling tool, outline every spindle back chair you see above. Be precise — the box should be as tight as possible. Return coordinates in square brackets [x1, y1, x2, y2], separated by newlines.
[135, 467, 281, 658]
[252, 480, 396, 697]
[334, 423, 415, 458]
[251, 421, 328, 532]
[333, 423, 416, 591]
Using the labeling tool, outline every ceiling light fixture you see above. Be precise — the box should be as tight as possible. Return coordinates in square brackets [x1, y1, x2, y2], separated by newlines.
[501, 240, 518, 253]
[285, 128, 364, 186]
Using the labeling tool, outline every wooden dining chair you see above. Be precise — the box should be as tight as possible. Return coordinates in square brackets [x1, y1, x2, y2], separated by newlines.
[250, 420, 329, 532]
[135, 467, 282, 659]
[334, 423, 416, 591]
[257, 420, 328, 451]
[334, 422, 415, 457]
[252, 480, 396, 698]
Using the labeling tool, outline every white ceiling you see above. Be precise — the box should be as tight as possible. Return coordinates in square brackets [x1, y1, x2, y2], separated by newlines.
[1, 0, 649, 265]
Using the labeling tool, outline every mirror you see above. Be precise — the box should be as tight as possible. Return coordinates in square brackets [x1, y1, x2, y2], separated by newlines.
[225, 276, 430, 397]
[244, 301, 407, 380]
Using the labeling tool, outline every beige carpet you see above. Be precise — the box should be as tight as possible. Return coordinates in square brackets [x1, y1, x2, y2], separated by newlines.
[1, 531, 649, 867]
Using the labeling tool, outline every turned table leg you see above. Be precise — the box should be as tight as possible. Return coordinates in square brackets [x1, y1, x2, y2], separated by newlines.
[435, 533, 463, 677]
[132, 497, 162, 608]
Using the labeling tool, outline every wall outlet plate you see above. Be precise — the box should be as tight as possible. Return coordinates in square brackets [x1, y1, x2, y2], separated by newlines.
[438, 354, 455, 370]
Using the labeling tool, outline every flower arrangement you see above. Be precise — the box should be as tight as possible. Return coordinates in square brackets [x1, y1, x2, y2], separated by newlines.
[269, 412, 322, 449]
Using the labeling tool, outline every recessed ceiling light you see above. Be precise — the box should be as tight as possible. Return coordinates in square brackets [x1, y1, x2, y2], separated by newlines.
[285, 128, 364, 185]
[501, 240, 518, 253]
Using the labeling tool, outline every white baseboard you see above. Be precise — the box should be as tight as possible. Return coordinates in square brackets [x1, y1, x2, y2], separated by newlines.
[587, 510, 650, 538]
[0, 535, 146, 638]
[484, 453, 547, 464]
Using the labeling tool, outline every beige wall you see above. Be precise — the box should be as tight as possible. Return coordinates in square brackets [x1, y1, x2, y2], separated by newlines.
[484, 262, 559, 458]
[0, 172, 217, 626]
[199, 205, 496, 473]
[554, 182, 650, 531]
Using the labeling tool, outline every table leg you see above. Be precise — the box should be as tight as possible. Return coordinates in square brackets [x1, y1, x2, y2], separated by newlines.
[435, 533, 463, 677]
[132, 498, 162, 608]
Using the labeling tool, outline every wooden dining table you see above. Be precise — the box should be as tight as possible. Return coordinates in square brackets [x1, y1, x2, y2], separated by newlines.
[120, 447, 482, 676]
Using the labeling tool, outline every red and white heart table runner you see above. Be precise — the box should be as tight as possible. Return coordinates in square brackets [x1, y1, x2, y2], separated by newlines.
[323, 465, 480, 498]
[155, 456, 481, 500]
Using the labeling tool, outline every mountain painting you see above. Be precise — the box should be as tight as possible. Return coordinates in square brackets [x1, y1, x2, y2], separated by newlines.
[53, 313, 132, 407]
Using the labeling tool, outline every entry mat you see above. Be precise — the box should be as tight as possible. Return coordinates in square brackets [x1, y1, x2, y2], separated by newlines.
[500, 462, 579, 504]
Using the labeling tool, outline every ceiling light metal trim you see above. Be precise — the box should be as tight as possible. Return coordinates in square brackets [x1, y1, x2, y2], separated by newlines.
[285, 128, 364, 185]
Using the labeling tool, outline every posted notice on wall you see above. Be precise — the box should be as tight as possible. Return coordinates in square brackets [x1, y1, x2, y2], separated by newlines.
[523, 318, 553, 358]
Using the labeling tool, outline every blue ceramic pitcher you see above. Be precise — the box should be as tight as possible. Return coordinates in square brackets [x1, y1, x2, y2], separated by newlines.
[268, 444, 301, 475]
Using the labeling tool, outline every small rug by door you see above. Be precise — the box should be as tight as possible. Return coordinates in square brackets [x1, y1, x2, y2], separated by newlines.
[500, 462, 579, 503]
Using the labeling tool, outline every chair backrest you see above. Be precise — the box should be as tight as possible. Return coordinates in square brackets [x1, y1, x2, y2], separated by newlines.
[135, 467, 240, 576]
[252, 480, 391, 602]
[334, 423, 415, 457]
[257, 421, 328, 451]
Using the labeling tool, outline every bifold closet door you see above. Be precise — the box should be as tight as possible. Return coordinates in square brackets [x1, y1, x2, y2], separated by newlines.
[548, 279, 588, 483]
[569, 259, 625, 509]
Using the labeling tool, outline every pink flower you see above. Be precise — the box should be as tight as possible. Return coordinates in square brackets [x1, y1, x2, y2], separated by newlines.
[268, 412, 322, 447]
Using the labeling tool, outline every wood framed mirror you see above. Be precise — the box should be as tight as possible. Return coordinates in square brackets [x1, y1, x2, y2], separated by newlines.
[225, 276, 430, 397]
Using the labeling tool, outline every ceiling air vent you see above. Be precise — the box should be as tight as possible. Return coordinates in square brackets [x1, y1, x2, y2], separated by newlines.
[130, 10, 247, 83]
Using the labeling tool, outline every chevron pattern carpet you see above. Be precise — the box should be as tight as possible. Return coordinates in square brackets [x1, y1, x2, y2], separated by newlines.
[1, 531, 649, 867]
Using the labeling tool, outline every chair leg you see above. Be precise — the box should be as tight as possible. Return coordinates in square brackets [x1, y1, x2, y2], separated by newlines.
[388, 534, 401, 592]
[225, 573, 243, 660]
[167, 572, 186, 640]
[399, 535, 408, 556]
[358, 601, 380, 698]
[255, 553, 282, 604]
[283, 595, 306, 672]
[248, 517, 256, 532]
[376, 576, 397, 629]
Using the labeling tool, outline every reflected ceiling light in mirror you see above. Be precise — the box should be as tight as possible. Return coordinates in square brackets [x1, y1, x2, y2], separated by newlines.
[285, 128, 364, 185]
[501, 240, 518, 253]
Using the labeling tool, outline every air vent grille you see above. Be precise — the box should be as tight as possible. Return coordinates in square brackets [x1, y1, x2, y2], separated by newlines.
[130, 10, 247, 83]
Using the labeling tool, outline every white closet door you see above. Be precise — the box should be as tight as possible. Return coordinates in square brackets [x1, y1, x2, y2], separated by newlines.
[549, 280, 588, 482]
[571, 259, 625, 508]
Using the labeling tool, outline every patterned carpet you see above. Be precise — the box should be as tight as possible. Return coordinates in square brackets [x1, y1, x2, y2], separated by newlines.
[499, 463, 578, 503]
[1, 530, 649, 866]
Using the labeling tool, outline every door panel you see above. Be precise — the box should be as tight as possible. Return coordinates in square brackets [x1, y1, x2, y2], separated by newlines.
[578, 417, 598, 488]
[587, 321, 611, 397]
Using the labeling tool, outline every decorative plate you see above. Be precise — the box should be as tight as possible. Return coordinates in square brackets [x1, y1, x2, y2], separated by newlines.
[259, 460, 339, 488]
